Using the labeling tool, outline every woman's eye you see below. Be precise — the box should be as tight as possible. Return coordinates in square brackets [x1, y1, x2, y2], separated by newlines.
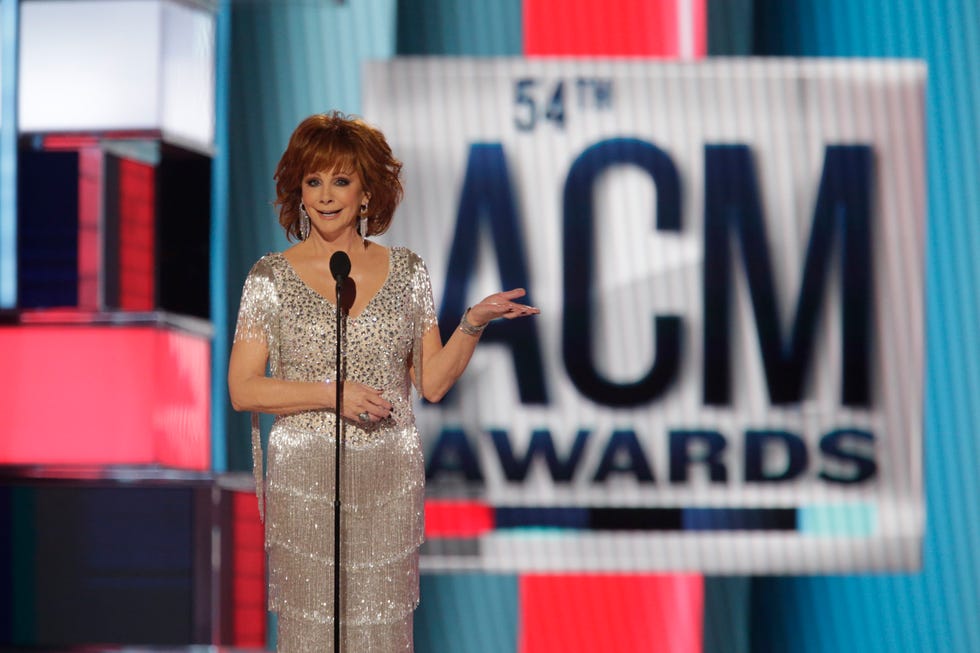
[334, 178, 350, 186]
[305, 178, 320, 187]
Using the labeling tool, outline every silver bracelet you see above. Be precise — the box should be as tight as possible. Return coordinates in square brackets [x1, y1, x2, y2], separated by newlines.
[458, 308, 488, 336]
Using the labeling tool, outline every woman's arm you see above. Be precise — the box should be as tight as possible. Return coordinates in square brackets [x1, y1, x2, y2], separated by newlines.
[228, 339, 333, 413]
[414, 288, 539, 402]
[228, 339, 392, 420]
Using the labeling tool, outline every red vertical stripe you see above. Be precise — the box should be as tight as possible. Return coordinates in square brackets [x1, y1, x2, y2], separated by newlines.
[689, 0, 707, 58]
[519, 574, 703, 653]
[231, 490, 266, 646]
[520, 5, 706, 650]
[523, 0, 705, 57]
[118, 159, 155, 311]
[77, 148, 103, 309]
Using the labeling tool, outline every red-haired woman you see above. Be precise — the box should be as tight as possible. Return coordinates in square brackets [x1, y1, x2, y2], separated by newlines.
[228, 112, 538, 652]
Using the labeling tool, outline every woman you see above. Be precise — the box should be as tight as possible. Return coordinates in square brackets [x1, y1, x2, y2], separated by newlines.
[227, 112, 538, 652]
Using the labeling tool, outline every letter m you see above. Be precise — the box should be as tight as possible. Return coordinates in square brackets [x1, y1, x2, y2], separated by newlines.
[703, 145, 872, 406]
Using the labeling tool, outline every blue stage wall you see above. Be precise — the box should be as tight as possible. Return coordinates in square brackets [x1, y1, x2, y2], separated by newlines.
[749, 1, 979, 651]
[216, 1, 979, 651]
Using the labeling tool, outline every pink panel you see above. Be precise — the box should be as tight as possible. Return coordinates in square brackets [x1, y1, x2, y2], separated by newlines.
[523, 0, 705, 58]
[153, 328, 211, 469]
[0, 324, 209, 469]
[519, 574, 703, 653]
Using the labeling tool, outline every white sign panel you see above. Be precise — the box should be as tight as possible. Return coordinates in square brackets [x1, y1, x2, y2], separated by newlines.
[365, 58, 925, 573]
[19, 0, 214, 151]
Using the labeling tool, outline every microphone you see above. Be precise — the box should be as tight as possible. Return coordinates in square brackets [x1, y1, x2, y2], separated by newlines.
[330, 251, 351, 283]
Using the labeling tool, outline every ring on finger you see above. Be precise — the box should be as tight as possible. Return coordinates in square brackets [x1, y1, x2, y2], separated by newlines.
[358, 411, 370, 423]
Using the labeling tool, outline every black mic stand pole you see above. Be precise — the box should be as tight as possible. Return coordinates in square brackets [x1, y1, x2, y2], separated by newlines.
[332, 271, 346, 653]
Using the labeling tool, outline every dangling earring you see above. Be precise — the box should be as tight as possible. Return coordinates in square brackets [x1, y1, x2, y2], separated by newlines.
[359, 204, 369, 238]
[299, 202, 311, 240]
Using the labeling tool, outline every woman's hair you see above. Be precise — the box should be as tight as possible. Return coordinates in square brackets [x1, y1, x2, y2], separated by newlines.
[274, 111, 404, 241]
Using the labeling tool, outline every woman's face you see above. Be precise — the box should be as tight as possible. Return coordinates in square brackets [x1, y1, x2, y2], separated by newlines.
[301, 166, 370, 238]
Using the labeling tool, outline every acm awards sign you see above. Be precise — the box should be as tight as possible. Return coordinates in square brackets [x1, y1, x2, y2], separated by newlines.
[365, 58, 925, 573]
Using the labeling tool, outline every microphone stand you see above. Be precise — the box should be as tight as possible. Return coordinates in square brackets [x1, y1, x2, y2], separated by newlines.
[333, 279, 343, 652]
[331, 265, 347, 653]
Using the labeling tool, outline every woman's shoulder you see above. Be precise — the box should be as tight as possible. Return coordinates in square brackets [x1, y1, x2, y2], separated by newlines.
[389, 245, 428, 269]
[247, 252, 287, 277]
[239, 253, 289, 296]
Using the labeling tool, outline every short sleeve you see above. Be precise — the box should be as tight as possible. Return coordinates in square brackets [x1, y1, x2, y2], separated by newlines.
[408, 250, 438, 334]
[234, 257, 279, 347]
[405, 249, 438, 395]
[233, 257, 280, 521]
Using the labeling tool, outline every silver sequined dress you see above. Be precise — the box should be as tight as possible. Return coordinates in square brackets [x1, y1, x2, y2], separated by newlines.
[233, 246, 437, 652]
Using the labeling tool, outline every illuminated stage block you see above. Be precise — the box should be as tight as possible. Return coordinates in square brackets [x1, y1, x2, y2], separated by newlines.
[16, 0, 214, 315]
[0, 312, 211, 470]
[18, 0, 215, 149]
[0, 469, 262, 648]
[18, 139, 211, 316]
[0, 468, 214, 647]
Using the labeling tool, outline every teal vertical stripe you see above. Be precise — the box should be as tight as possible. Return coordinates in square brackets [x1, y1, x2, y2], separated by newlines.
[750, 1, 980, 652]
[396, 0, 523, 55]
[707, 0, 755, 55]
[797, 504, 876, 537]
[0, 0, 18, 307]
[703, 577, 750, 653]
[416, 574, 519, 653]
[210, 0, 232, 472]
[10, 487, 36, 644]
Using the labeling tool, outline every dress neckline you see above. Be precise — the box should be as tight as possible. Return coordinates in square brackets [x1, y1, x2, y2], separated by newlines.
[276, 247, 395, 320]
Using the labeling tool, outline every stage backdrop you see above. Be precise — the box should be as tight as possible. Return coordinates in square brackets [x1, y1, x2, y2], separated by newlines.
[366, 57, 925, 573]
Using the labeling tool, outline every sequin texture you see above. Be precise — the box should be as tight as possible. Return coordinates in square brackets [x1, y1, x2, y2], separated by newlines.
[234, 247, 437, 652]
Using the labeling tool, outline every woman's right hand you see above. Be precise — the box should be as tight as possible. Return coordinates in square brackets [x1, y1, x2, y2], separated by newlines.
[332, 380, 392, 424]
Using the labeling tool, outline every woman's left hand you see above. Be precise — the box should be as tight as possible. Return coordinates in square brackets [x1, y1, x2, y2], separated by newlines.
[466, 288, 540, 327]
